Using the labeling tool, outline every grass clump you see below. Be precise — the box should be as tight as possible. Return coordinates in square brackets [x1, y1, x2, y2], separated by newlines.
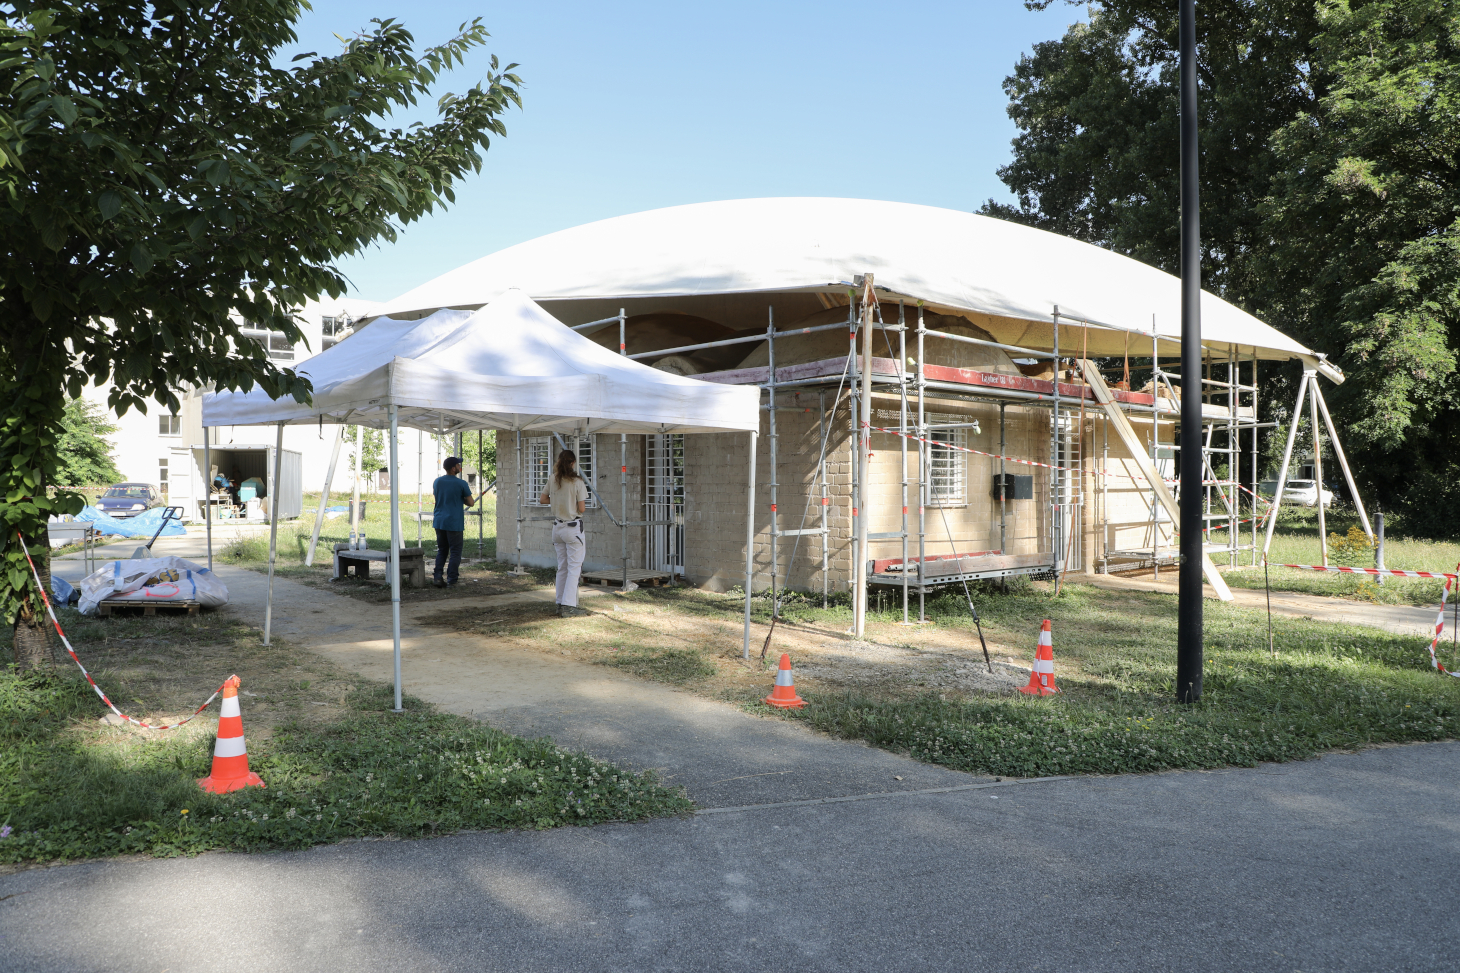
[604, 646, 716, 685]
[0, 604, 691, 866]
[766, 583, 1460, 777]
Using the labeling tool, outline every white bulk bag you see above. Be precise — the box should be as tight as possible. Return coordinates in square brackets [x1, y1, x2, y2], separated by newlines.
[77, 556, 229, 616]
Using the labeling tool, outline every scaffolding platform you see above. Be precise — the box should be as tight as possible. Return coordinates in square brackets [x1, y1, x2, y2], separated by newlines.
[870, 552, 1056, 588]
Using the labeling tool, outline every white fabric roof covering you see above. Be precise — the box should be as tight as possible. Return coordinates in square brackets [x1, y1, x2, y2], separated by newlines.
[202, 289, 760, 434]
[376, 197, 1323, 364]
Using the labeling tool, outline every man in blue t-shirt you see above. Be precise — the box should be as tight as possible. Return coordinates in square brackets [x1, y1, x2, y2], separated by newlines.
[431, 456, 475, 587]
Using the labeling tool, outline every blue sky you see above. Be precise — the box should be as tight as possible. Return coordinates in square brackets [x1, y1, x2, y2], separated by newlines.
[288, 1, 1086, 303]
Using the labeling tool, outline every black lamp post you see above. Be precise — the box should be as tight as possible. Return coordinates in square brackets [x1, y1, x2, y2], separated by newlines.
[1177, 0, 1203, 703]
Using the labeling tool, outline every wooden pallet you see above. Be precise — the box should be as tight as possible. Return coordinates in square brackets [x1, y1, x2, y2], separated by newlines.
[97, 599, 201, 617]
[580, 568, 673, 588]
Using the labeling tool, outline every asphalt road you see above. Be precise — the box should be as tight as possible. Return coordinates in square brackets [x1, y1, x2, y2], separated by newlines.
[4, 740, 1456, 973]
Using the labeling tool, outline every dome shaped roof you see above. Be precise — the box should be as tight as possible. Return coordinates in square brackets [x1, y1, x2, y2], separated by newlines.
[377, 197, 1321, 363]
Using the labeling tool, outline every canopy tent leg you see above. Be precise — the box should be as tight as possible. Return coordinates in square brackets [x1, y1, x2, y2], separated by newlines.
[743, 429, 758, 659]
[203, 430, 213, 572]
[305, 426, 343, 566]
[1262, 370, 1312, 556]
[417, 428, 423, 547]
[349, 424, 363, 549]
[478, 429, 484, 558]
[513, 430, 525, 575]
[1313, 383, 1373, 538]
[263, 422, 284, 646]
[389, 405, 403, 713]
[766, 307, 779, 621]
[853, 275, 874, 638]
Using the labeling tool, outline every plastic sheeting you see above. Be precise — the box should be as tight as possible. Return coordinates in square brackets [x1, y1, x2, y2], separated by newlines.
[201, 289, 761, 435]
[75, 505, 187, 539]
[76, 556, 228, 616]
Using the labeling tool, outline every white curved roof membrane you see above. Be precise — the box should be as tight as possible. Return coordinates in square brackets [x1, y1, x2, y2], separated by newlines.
[376, 197, 1323, 365]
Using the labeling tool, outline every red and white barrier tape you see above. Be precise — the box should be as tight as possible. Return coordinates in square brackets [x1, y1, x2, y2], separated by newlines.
[1428, 574, 1459, 678]
[1268, 563, 1458, 580]
[17, 533, 225, 729]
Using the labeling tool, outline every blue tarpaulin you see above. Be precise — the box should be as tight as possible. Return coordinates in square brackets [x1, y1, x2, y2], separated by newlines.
[75, 505, 187, 539]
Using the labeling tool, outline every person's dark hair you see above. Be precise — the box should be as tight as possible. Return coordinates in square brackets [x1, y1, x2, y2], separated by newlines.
[553, 450, 580, 488]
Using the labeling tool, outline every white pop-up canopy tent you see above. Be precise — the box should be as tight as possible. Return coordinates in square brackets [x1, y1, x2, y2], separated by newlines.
[203, 290, 761, 710]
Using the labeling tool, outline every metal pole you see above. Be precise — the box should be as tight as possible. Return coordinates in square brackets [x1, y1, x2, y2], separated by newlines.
[1309, 377, 1329, 567]
[416, 428, 423, 547]
[478, 429, 484, 558]
[514, 430, 524, 574]
[388, 405, 403, 713]
[743, 429, 758, 660]
[1151, 326, 1161, 578]
[1252, 351, 1260, 566]
[854, 276, 874, 638]
[305, 425, 343, 566]
[767, 307, 779, 618]
[263, 422, 284, 646]
[848, 299, 859, 613]
[620, 308, 629, 591]
[1375, 510, 1385, 585]
[1262, 372, 1312, 555]
[1051, 308, 1061, 576]
[1177, 0, 1204, 703]
[818, 390, 829, 609]
[999, 403, 1008, 557]
[917, 305, 927, 623]
[898, 302, 909, 624]
[202, 428, 213, 572]
[349, 423, 363, 549]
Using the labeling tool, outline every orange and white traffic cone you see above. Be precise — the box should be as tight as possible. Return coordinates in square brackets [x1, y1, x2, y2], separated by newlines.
[764, 653, 807, 709]
[1018, 619, 1060, 696]
[198, 675, 265, 793]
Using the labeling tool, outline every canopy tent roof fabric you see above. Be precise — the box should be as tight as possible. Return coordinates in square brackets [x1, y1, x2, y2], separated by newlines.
[201, 289, 760, 435]
[374, 197, 1326, 367]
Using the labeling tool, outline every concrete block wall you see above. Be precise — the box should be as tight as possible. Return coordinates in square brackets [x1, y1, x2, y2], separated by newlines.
[494, 431, 646, 574]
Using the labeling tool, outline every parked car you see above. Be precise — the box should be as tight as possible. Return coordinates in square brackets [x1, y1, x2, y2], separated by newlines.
[1259, 478, 1334, 508]
[94, 483, 163, 518]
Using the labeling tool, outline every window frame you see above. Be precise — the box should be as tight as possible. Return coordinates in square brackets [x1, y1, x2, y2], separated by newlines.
[926, 413, 969, 507]
[158, 413, 181, 437]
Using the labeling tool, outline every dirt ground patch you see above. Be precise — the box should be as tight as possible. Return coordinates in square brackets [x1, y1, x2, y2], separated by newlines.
[414, 587, 1036, 706]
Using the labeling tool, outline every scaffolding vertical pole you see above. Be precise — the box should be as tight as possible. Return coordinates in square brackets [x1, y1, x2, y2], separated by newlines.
[818, 390, 829, 609]
[1100, 411, 1108, 571]
[349, 423, 363, 549]
[264, 422, 285, 646]
[854, 276, 875, 638]
[1150, 326, 1161, 579]
[416, 428, 423, 547]
[999, 404, 1007, 556]
[1051, 307, 1062, 575]
[1251, 350, 1259, 566]
[766, 307, 779, 618]
[619, 308, 629, 591]
[1228, 344, 1237, 565]
[917, 305, 927, 623]
[1309, 374, 1329, 567]
[898, 302, 909, 624]
[743, 429, 758, 660]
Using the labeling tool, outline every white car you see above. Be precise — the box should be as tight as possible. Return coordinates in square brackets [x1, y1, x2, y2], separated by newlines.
[1278, 479, 1335, 508]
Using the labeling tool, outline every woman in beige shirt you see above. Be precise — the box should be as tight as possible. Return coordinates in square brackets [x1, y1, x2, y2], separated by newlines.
[540, 449, 590, 616]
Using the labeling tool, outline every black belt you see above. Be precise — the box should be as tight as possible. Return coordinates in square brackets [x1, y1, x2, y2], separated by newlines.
[555, 519, 581, 527]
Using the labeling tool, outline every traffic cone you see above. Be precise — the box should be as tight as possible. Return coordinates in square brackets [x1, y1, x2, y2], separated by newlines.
[198, 675, 265, 793]
[1018, 619, 1060, 696]
[764, 653, 807, 709]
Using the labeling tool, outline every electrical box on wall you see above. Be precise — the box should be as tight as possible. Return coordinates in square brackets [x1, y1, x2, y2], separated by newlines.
[992, 474, 1033, 500]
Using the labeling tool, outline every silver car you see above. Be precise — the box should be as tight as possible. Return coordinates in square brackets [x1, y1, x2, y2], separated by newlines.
[1263, 478, 1334, 507]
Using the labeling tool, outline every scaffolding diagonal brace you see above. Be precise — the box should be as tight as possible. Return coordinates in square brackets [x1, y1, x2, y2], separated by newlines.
[1081, 360, 1234, 601]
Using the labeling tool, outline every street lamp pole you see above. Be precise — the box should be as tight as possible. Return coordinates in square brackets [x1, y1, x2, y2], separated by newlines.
[1177, 0, 1204, 703]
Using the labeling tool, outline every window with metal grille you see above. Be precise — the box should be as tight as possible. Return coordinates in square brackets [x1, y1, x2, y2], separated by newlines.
[158, 414, 181, 436]
[927, 414, 967, 506]
[527, 435, 596, 507]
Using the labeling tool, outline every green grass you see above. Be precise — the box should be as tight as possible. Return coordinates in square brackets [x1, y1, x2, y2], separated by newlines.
[0, 602, 690, 866]
[604, 646, 717, 684]
[758, 581, 1460, 776]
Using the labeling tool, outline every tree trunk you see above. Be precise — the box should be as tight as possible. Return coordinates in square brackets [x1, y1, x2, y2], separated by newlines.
[11, 530, 55, 670]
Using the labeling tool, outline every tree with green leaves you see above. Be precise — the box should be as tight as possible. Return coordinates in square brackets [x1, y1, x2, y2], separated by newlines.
[1, 1, 520, 666]
[986, 0, 1459, 534]
[54, 398, 121, 487]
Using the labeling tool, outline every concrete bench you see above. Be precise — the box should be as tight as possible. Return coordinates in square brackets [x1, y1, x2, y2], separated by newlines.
[333, 545, 427, 588]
